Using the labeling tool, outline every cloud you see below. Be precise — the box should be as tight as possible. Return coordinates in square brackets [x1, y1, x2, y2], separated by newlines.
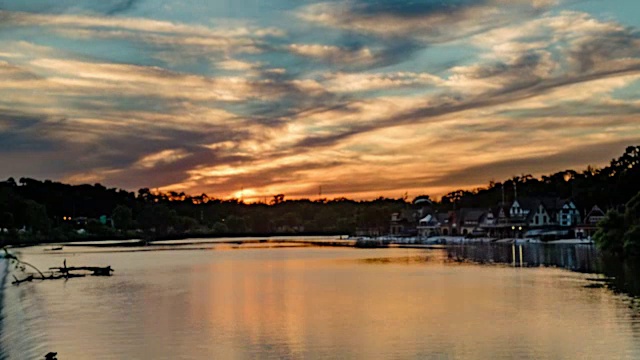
[20, 58, 289, 102]
[297, 0, 557, 43]
[424, 139, 640, 189]
[0, 10, 284, 58]
[1, 4, 640, 200]
[0, 0, 142, 16]
[288, 44, 376, 65]
[0, 10, 279, 38]
[322, 71, 442, 93]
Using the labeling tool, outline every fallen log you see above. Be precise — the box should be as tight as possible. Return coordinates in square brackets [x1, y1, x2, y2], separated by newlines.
[9, 257, 113, 286]
[49, 266, 114, 276]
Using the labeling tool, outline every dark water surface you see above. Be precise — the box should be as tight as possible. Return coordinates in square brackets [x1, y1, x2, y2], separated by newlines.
[1, 241, 640, 359]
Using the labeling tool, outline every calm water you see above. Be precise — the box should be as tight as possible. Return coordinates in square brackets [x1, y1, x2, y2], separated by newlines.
[1, 241, 640, 359]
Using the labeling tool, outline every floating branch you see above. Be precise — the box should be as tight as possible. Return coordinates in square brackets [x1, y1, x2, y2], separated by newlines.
[12, 274, 34, 285]
[49, 265, 114, 276]
[6, 253, 114, 286]
[4, 248, 45, 278]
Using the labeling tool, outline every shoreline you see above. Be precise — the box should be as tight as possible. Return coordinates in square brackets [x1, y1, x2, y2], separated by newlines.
[2, 235, 595, 252]
[5, 234, 597, 250]
[0, 254, 8, 358]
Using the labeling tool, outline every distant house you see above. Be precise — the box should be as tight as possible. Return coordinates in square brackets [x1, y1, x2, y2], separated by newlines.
[575, 205, 606, 238]
[529, 202, 553, 227]
[509, 199, 532, 220]
[585, 205, 606, 225]
[509, 198, 581, 228]
[356, 226, 385, 237]
[416, 213, 440, 237]
[496, 206, 510, 224]
[436, 212, 453, 236]
[389, 212, 404, 235]
[457, 208, 486, 236]
[556, 200, 581, 227]
[389, 210, 419, 236]
[478, 208, 501, 236]
[444, 211, 459, 235]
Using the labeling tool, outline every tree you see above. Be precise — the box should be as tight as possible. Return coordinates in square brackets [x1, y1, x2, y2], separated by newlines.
[623, 225, 640, 258]
[622, 192, 640, 257]
[595, 190, 640, 258]
[24, 200, 50, 233]
[226, 215, 247, 233]
[174, 216, 198, 233]
[112, 205, 132, 231]
[271, 194, 285, 205]
[594, 210, 625, 255]
[212, 221, 228, 233]
[137, 204, 176, 236]
[86, 219, 106, 235]
[0, 212, 14, 230]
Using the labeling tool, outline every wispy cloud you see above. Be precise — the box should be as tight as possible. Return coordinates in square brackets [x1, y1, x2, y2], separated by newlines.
[297, 0, 557, 43]
[288, 44, 376, 65]
[0, 2, 639, 200]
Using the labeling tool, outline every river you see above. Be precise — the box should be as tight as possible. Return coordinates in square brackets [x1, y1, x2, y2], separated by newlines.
[1, 240, 639, 359]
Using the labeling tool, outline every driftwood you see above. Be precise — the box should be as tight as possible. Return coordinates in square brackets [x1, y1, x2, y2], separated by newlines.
[9, 256, 114, 286]
[12, 274, 34, 285]
[49, 265, 114, 276]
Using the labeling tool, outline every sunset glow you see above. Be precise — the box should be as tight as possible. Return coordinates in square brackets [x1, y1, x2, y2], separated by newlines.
[1, 0, 639, 201]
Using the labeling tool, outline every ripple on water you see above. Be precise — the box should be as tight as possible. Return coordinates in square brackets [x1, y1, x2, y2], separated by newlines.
[0, 246, 639, 359]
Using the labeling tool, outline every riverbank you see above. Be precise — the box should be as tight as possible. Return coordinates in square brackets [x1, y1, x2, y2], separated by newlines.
[356, 236, 595, 246]
[2, 234, 595, 252]
[0, 254, 7, 359]
[0, 231, 349, 248]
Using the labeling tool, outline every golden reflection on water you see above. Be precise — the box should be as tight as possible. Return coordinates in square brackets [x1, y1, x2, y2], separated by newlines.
[1, 245, 640, 359]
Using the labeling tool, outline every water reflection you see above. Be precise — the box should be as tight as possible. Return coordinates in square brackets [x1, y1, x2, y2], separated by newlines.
[446, 244, 640, 297]
[599, 257, 640, 298]
[446, 244, 599, 272]
[0, 261, 6, 360]
[1, 245, 640, 359]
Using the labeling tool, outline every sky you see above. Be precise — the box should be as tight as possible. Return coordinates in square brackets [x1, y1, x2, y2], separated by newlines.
[1, 0, 639, 202]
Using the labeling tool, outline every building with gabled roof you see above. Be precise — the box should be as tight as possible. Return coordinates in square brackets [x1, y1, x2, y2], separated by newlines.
[575, 205, 606, 239]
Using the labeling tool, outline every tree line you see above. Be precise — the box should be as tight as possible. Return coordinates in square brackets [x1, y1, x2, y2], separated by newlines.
[0, 146, 638, 245]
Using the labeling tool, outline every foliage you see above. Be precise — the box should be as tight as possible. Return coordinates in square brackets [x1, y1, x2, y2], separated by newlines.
[1, 211, 14, 229]
[594, 210, 626, 255]
[112, 205, 133, 231]
[595, 189, 640, 258]
[212, 222, 228, 233]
